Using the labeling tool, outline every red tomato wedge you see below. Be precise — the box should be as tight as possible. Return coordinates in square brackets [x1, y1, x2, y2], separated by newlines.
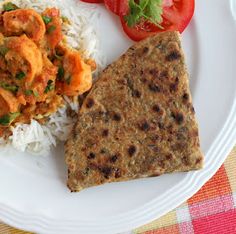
[121, 0, 195, 41]
[81, 0, 103, 3]
[104, 0, 128, 16]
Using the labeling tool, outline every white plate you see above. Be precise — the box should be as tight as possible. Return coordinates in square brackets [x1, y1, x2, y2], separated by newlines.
[0, 0, 236, 233]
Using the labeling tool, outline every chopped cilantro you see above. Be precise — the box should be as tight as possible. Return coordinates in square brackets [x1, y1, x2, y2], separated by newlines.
[3, 2, 19, 12]
[33, 90, 39, 97]
[44, 80, 54, 93]
[24, 90, 33, 96]
[0, 46, 9, 56]
[24, 89, 39, 97]
[42, 15, 52, 25]
[0, 83, 18, 93]
[57, 66, 64, 81]
[47, 25, 56, 34]
[0, 112, 20, 126]
[15, 71, 25, 80]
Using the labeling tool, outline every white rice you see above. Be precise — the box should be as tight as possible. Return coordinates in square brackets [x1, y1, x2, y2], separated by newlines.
[0, 0, 106, 155]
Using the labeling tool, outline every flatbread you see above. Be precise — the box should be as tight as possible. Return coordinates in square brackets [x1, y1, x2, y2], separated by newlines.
[65, 31, 203, 192]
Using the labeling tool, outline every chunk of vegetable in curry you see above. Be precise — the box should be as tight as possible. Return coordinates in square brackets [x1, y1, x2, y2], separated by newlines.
[0, 3, 94, 132]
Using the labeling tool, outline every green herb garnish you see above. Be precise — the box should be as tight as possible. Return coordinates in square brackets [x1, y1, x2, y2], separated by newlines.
[33, 90, 39, 97]
[15, 71, 25, 80]
[24, 89, 39, 97]
[42, 15, 52, 25]
[57, 66, 64, 81]
[0, 112, 20, 126]
[0, 83, 18, 93]
[124, 0, 163, 28]
[3, 2, 19, 12]
[0, 46, 9, 56]
[47, 25, 56, 34]
[24, 90, 33, 96]
[44, 80, 54, 93]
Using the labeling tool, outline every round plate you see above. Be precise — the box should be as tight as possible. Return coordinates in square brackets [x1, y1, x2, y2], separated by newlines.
[0, 0, 236, 233]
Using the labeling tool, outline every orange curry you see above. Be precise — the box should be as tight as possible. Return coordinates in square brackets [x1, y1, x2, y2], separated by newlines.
[0, 2, 94, 135]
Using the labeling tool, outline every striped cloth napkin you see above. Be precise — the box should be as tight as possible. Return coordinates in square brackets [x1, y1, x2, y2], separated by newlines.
[1, 147, 236, 234]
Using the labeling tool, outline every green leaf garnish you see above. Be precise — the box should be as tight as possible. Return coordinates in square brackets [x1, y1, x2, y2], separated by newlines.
[15, 71, 25, 80]
[0, 112, 20, 126]
[24, 89, 38, 97]
[24, 89, 33, 96]
[47, 25, 56, 34]
[124, 0, 163, 28]
[0, 46, 9, 56]
[42, 15, 52, 25]
[0, 83, 18, 93]
[44, 80, 54, 93]
[57, 66, 64, 81]
[3, 2, 19, 12]
[33, 90, 39, 97]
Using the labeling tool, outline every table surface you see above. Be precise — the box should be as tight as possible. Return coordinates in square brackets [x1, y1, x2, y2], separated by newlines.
[1, 147, 236, 234]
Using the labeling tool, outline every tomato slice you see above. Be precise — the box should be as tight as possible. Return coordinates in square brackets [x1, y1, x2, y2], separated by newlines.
[120, 18, 159, 41]
[81, 0, 103, 3]
[121, 0, 195, 41]
[104, 0, 128, 16]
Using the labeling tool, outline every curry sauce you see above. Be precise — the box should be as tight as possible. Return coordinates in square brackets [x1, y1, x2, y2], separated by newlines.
[0, 2, 94, 135]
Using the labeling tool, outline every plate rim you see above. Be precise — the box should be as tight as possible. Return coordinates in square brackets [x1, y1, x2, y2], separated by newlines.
[0, 0, 236, 233]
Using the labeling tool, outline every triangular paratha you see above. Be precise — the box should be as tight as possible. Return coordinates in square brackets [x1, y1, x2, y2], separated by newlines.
[65, 31, 203, 192]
